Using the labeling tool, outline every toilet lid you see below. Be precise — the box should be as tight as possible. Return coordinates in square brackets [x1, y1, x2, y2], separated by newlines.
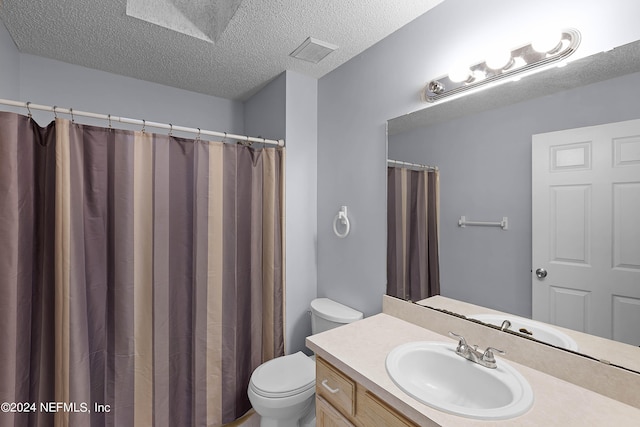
[250, 351, 315, 398]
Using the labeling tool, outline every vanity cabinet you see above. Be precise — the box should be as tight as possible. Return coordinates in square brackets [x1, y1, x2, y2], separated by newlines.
[317, 396, 355, 427]
[316, 357, 417, 427]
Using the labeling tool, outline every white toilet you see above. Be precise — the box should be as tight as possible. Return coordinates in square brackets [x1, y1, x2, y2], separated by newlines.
[248, 298, 363, 427]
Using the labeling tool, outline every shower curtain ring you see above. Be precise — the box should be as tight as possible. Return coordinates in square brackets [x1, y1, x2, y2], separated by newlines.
[69, 108, 75, 123]
[196, 128, 201, 141]
[108, 114, 112, 128]
[142, 119, 146, 133]
[169, 123, 173, 136]
[53, 106, 58, 119]
[26, 101, 32, 119]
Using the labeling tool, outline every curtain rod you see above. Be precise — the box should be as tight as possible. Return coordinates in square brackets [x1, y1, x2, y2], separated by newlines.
[387, 159, 438, 171]
[0, 98, 285, 147]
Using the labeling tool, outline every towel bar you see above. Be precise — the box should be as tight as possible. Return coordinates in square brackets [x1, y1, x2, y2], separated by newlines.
[458, 216, 508, 230]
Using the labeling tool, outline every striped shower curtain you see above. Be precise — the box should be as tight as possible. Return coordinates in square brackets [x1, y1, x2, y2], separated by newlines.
[387, 166, 440, 302]
[0, 112, 285, 427]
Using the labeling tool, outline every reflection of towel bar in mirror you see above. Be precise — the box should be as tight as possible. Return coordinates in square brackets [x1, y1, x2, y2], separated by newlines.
[458, 216, 508, 230]
[387, 158, 438, 171]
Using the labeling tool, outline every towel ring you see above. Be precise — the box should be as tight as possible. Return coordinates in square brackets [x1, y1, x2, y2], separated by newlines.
[333, 206, 351, 238]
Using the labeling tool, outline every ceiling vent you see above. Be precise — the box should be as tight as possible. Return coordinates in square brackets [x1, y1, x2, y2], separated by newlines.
[290, 37, 338, 63]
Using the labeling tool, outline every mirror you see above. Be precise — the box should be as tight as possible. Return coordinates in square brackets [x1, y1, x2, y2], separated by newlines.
[386, 39, 640, 373]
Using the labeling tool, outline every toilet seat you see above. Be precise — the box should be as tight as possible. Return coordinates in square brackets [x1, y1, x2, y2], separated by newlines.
[249, 351, 315, 398]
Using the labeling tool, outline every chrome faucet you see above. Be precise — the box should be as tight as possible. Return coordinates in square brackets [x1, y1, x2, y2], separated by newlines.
[448, 331, 505, 369]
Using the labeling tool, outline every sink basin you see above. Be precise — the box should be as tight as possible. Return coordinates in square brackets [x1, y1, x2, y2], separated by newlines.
[386, 341, 533, 420]
[470, 314, 579, 351]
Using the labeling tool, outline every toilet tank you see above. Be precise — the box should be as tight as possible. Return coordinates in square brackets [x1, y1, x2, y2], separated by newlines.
[310, 298, 363, 335]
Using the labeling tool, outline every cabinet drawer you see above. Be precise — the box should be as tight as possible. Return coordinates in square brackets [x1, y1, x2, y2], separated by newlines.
[357, 391, 417, 427]
[316, 358, 356, 417]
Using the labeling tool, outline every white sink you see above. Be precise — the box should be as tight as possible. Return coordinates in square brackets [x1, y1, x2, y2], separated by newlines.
[386, 341, 534, 420]
[470, 314, 579, 351]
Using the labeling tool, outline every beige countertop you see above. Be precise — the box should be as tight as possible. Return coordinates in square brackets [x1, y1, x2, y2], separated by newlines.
[306, 313, 640, 426]
[417, 295, 640, 373]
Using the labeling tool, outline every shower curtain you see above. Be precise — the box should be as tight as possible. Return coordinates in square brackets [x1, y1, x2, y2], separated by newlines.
[387, 166, 440, 301]
[0, 112, 285, 427]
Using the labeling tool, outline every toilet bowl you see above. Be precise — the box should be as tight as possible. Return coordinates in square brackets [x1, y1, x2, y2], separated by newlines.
[247, 351, 316, 427]
[248, 298, 363, 427]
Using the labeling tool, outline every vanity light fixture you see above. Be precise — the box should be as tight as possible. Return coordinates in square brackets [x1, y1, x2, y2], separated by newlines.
[423, 28, 581, 103]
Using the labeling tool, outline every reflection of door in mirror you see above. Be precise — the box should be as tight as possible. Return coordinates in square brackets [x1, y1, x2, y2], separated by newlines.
[386, 162, 440, 301]
[532, 118, 640, 346]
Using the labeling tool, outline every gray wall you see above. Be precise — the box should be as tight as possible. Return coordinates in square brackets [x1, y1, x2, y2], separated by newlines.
[244, 71, 319, 354]
[0, 21, 19, 101]
[317, 0, 640, 317]
[284, 71, 318, 354]
[244, 74, 286, 141]
[17, 53, 243, 134]
[389, 71, 640, 316]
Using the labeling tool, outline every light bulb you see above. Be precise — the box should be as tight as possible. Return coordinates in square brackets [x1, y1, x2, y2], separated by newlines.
[472, 69, 486, 82]
[511, 56, 526, 69]
[532, 31, 562, 53]
[485, 50, 512, 70]
[449, 67, 472, 83]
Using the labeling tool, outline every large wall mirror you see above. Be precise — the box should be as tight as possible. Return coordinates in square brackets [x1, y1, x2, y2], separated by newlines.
[386, 39, 640, 373]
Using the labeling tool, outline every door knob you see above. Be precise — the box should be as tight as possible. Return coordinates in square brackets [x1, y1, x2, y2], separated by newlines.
[535, 268, 547, 279]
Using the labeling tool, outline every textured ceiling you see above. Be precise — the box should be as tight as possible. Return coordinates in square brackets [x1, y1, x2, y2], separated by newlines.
[0, 0, 444, 101]
[126, 0, 244, 43]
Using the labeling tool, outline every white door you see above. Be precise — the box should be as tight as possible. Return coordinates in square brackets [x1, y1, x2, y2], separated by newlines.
[532, 119, 640, 345]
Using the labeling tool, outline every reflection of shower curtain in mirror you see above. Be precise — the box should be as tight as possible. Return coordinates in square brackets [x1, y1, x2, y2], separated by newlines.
[387, 166, 440, 301]
[0, 112, 285, 426]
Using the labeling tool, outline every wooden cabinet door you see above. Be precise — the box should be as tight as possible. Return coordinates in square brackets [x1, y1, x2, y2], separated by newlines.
[317, 396, 356, 427]
[357, 390, 417, 427]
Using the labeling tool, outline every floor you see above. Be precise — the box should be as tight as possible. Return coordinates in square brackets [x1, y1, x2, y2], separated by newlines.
[226, 409, 260, 427]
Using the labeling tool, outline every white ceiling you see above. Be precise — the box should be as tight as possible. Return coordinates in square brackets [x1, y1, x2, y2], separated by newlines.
[0, 0, 444, 101]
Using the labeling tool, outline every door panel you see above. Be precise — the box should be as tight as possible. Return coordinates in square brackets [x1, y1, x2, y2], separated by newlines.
[550, 184, 591, 264]
[548, 286, 590, 332]
[613, 183, 640, 270]
[612, 296, 640, 345]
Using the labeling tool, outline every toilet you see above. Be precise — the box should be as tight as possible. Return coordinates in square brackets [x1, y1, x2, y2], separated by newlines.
[248, 298, 363, 427]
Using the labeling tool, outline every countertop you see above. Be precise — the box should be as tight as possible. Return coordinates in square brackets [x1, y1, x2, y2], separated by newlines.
[306, 313, 640, 426]
[417, 295, 640, 373]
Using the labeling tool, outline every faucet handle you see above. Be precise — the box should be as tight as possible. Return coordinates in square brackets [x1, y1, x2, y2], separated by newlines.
[482, 346, 506, 363]
[448, 331, 468, 351]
